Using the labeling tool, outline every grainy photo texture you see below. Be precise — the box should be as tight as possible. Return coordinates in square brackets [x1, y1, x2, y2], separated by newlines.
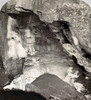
[0, 0, 91, 100]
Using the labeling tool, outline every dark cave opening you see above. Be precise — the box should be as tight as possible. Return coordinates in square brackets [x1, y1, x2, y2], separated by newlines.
[81, 48, 91, 60]
[50, 20, 70, 29]
[60, 29, 71, 44]
[0, 90, 46, 100]
[49, 20, 72, 44]
[72, 55, 87, 73]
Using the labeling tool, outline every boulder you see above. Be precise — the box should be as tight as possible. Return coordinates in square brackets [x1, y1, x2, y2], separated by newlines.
[25, 73, 86, 100]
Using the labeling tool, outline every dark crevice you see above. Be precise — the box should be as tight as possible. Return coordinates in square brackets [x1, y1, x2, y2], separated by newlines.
[49, 21, 72, 44]
[8, 11, 34, 18]
[51, 21, 70, 29]
[81, 48, 91, 60]
[71, 56, 91, 95]
[57, 21, 74, 45]
[16, 7, 33, 12]
[60, 29, 71, 44]
[72, 56, 87, 72]
[0, 57, 4, 69]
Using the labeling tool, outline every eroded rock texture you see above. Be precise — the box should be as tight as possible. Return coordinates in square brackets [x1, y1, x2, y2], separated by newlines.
[0, 0, 91, 99]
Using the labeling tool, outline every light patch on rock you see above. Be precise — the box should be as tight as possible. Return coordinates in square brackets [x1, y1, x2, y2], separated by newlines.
[64, 67, 85, 93]
[85, 76, 89, 80]
[72, 36, 79, 46]
[16, 42, 27, 59]
[7, 39, 18, 59]
[74, 82, 85, 93]
[7, 39, 27, 59]
[7, 16, 17, 39]
[7, 16, 27, 59]
[4, 82, 16, 90]
[64, 67, 79, 85]
[24, 28, 36, 55]
[85, 95, 91, 100]
[4, 66, 46, 90]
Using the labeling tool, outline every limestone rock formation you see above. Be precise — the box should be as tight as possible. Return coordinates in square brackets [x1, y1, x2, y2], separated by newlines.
[1, 0, 91, 72]
[0, 0, 91, 99]
[2, 0, 91, 53]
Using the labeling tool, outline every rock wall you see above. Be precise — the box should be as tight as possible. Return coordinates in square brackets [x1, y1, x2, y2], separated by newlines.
[2, 0, 91, 53]
[0, 0, 91, 99]
[1, 0, 91, 72]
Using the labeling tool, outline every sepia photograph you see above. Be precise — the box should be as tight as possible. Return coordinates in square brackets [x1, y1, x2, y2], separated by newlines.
[0, 0, 91, 100]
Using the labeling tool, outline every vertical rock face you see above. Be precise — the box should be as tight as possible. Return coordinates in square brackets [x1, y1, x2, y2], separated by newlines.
[1, 10, 72, 78]
[0, 0, 91, 99]
[3, 0, 91, 53]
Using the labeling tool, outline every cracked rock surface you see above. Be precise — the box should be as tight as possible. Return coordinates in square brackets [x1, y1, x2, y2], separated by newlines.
[0, 0, 91, 100]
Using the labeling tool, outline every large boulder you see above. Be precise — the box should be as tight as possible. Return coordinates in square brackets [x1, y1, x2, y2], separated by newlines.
[25, 73, 86, 100]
